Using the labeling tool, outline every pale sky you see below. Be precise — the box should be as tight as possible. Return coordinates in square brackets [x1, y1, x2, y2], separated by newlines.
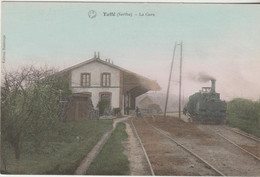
[2, 2, 260, 100]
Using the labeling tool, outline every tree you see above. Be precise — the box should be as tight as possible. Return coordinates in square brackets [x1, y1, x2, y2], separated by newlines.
[1, 66, 71, 172]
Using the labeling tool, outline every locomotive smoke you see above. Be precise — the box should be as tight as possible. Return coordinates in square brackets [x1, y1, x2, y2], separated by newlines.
[188, 72, 215, 83]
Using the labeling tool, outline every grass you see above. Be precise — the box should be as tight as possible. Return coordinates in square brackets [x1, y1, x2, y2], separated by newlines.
[226, 116, 260, 138]
[1, 120, 113, 174]
[86, 122, 130, 175]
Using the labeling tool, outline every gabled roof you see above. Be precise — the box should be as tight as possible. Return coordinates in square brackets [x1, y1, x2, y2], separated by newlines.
[52, 57, 161, 91]
[54, 57, 148, 80]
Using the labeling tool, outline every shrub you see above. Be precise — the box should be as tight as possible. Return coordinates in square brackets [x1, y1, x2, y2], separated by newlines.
[113, 108, 121, 116]
[97, 99, 111, 116]
[226, 98, 260, 137]
[227, 98, 260, 123]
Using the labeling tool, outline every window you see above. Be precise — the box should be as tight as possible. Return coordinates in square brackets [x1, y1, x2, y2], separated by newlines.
[81, 73, 91, 87]
[101, 73, 111, 87]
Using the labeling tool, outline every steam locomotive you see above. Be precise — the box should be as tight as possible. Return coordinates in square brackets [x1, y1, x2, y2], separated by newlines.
[183, 79, 227, 124]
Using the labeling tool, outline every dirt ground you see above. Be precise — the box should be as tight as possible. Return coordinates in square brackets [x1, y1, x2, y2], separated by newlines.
[133, 115, 260, 176]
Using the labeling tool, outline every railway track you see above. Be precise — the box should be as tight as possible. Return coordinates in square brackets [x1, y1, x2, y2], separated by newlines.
[130, 118, 155, 176]
[136, 117, 225, 176]
[132, 115, 260, 176]
[206, 126, 260, 161]
[224, 127, 260, 143]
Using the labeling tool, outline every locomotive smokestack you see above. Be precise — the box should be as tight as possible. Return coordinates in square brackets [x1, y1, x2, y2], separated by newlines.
[210, 79, 216, 93]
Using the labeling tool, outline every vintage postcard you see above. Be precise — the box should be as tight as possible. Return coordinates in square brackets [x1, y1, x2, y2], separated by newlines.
[1, 1, 260, 176]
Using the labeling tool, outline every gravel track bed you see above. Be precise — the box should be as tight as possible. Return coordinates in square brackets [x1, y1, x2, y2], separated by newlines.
[205, 125, 260, 157]
[133, 117, 219, 176]
[193, 126, 259, 176]
[144, 116, 260, 176]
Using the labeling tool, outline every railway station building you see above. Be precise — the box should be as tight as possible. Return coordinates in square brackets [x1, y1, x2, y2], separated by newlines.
[53, 53, 160, 118]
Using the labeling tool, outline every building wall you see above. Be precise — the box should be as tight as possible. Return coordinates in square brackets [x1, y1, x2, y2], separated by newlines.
[70, 61, 121, 108]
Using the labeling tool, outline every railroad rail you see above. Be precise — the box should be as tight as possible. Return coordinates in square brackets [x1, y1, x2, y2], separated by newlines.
[140, 117, 225, 176]
[206, 126, 260, 161]
[130, 118, 155, 176]
[224, 127, 260, 143]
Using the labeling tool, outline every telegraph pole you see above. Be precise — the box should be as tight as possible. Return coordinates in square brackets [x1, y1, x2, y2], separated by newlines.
[178, 41, 183, 119]
[164, 42, 177, 117]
